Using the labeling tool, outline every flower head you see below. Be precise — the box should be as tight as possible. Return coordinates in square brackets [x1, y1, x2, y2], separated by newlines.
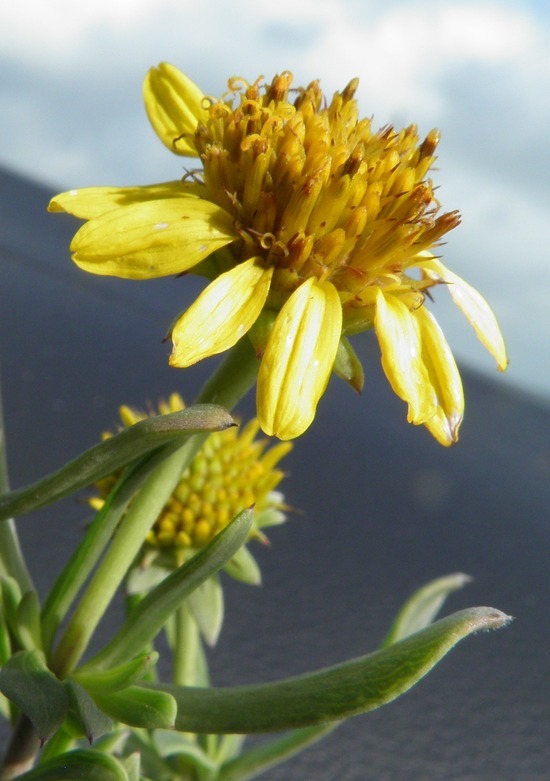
[50, 64, 508, 444]
[91, 393, 291, 574]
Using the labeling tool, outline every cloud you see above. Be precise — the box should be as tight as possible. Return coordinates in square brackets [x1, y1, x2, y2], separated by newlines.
[1, 0, 548, 397]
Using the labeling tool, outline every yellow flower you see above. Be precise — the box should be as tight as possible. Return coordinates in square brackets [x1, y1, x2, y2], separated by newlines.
[91, 393, 291, 572]
[49, 64, 508, 444]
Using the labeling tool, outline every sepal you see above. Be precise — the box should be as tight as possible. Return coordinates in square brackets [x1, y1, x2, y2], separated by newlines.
[333, 337, 365, 393]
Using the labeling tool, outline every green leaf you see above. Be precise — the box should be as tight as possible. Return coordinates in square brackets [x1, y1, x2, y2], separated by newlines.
[218, 726, 335, 781]
[333, 336, 365, 392]
[91, 685, 177, 730]
[14, 748, 129, 780]
[73, 652, 159, 693]
[81, 509, 253, 671]
[121, 752, 141, 781]
[40, 454, 164, 653]
[148, 607, 511, 733]
[0, 404, 235, 521]
[64, 679, 113, 743]
[382, 572, 474, 647]
[1, 575, 22, 632]
[151, 730, 217, 774]
[223, 544, 261, 585]
[0, 650, 68, 741]
[16, 590, 43, 651]
[188, 575, 224, 646]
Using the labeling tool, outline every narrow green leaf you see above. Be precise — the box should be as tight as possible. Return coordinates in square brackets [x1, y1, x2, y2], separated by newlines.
[16, 590, 43, 651]
[0, 608, 12, 665]
[218, 726, 335, 781]
[73, 652, 159, 693]
[14, 749, 129, 780]
[223, 544, 261, 585]
[0, 404, 234, 521]
[1, 575, 22, 632]
[64, 679, 113, 743]
[151, 730, 217, 774]
[382, 572, 473, 647]
[149, 607, 511, 733]
[40, 452, 165, 653]
[91, 685, 177, 730]
[0, 650, 68, 741]
[188, 575, 224, 646]
[81, 509, 253, 671]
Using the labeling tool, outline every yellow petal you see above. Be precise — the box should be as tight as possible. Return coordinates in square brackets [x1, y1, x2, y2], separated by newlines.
[374, 290, 437, 425]
[48, 181, 204, 220]
[415, 307, 464, 446]
[70, 197, 236, 279]
[170, 259, 273, 367]
[143, 63, 207, 157]
[419, 255, 509, 372]
[257, 278, 342, 440]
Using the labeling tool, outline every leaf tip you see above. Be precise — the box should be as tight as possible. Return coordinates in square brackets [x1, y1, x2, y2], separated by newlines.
[472, 607, 514, 632]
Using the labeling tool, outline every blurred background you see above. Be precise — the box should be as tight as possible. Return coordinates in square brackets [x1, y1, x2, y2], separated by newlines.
[1, 0, 549, 401]
[1, 2, 550, 779]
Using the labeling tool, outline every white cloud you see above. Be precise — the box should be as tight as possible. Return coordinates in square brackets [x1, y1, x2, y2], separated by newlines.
[1, 0, 548, 397]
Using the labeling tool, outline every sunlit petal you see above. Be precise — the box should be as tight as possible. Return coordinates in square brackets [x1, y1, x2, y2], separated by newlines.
[419, 255, 508, 372]
[71, 198, 236, 279]
[170, 259, 273, 367]
[48, 182, 205, 220]
[415, 307, 464, 446]
[374, 290, 436, 425]
[143, 63, 207, 156]
[257, 279, 342, 440]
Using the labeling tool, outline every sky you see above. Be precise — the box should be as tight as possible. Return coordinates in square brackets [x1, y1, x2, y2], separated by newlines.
[1, 0, 549, 402]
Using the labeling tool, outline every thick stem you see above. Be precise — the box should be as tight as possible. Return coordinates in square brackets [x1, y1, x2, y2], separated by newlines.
[172, 603, 202, 688]
[51, 339, 259, 677]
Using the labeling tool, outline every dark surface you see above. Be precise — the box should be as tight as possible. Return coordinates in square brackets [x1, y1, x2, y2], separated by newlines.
[1, 166, 549, 779]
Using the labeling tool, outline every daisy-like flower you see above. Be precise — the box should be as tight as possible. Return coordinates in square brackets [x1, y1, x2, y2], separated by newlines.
[49, 64, 507, 443]
[91, 393, 291, 575]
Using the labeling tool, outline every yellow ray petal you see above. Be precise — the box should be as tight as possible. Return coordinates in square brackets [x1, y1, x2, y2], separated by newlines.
[374, 290, 437, 425]
[143, 63, 207, 157]
[170, 259, 273, 367]
[70, 198, 236, 279]
[257, 278, 342, 440]
[419, 255, 508, 372]
[415, 306, 464, 446]
[48, 181, 204, 220]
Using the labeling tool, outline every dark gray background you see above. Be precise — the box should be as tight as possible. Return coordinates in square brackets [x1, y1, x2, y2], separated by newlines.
[1, 167, 549, 779]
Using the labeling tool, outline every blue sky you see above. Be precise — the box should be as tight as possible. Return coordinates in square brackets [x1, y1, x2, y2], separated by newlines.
[2, 0, 549, 401]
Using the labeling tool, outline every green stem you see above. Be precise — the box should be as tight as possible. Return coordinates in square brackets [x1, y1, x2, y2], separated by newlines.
[195, 338, 258, 407]
[0, 366, 33, 593]
[50, 339, 259, 678]
[172, 603, 201, 687]
[50, 439, 200, 677]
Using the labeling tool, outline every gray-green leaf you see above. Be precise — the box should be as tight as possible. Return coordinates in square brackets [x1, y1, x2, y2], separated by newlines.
[149, 606, 511, 734]
[0, 650, 68, 742]
[0, 404, 234, 521]
[382, 572, 474, 646]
